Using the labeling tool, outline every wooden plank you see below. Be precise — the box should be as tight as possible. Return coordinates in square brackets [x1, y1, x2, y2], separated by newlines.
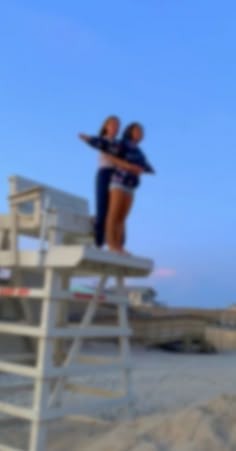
[1, 353, 34, 363]
[49, 326, 132, 339]
[0, 444, 25, 451]
[0, 383, 33, 393]
[0, 251, 39, 269]
[46, 245, 153, 276]
[9, 175, 89, 215]
[0, 323, 42, 337]
[0, 361, 37, 377]
[0, 402, 33, 421]
[0, 287, 44, 299]
[0, 246, 153, 277]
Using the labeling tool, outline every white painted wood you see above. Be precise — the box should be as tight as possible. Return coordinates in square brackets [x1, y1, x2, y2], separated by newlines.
[0, 251, 41, 268]
[0, 383, 33, 393]
[49, 325, 132, 339]
[9, 175, 88, 215]
[0, 402, 33, 420]
[1, 352, 33, 363]
[0, 247, 153, 276]
[0, 174, 153, 451]
[0, 361, 37, 377]
[0, 444, 25, 451]
[0, 288, 45, 299]
[46, 246, 153, 276]
[117, 276, 133, 418]
[0, 324, 43, 337]
[29, 269, 59, 451]
[48, 275, 108, 407]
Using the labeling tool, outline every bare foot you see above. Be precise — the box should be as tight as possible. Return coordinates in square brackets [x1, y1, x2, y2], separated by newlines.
[107, 246, 132, 256]
[108, 246, 123, 254]
[109, 248, 132, 256]
[120, 249, 132, 256]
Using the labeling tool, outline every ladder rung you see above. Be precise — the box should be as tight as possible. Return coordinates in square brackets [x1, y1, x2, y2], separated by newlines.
[72, 292, 128, 305]
[0, 399, 131, 423]
[50, 326, 132, 338]
[0, 324, 131, 339]
[0, 444, 25, 451]
[5, 353, 34, 363]
[0, 359, 132, 379]
[0, 361, 37, 378]
[0, 402, 34, 421]
[0, 383, 33, 393]
[0, 323, 42, 337]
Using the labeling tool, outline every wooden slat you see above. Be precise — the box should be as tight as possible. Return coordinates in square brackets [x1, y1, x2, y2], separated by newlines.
[0, 383, 33, 393]
[0, 287, 44, 299]
[0, 402, 33, 421]
[46, 245, 153, 277]
[3, 353, 34, 363]
[0, 323, 42, 337]
[0, 444, 25, 451]
[0, 361, 37, 378]
[50, 326, 132, 339]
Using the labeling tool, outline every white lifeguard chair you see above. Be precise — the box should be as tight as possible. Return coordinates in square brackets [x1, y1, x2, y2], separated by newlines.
[0, 175, 153, 451]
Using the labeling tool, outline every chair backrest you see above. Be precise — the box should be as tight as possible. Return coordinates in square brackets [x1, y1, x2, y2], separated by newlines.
[9, 175, 89, 216]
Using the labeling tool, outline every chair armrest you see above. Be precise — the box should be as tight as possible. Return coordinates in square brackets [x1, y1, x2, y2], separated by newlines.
[9, 186, 44, 206]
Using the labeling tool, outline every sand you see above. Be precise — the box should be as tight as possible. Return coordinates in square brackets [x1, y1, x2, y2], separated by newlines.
[80, 395, 236, 451]
[1, 347, 236, 450]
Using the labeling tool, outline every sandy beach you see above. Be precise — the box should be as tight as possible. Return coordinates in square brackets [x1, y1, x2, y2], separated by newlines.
[1, 345, 236, 450]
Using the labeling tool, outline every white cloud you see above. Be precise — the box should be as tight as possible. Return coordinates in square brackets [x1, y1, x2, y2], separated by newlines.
[151, 267, 177, 279]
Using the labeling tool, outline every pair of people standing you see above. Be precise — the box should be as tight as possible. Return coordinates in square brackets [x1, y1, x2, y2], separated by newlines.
[79, 116, 154, 254]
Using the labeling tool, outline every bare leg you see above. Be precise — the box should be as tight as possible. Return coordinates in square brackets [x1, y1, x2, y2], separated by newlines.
[106, 189, 124, 251]
[106, 189, 133, 252]
[116, 192, 133, 251]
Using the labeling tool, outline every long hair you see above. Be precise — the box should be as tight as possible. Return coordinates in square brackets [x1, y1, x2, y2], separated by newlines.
[99, 115, 120, 137]
[122, 122, 144, 142]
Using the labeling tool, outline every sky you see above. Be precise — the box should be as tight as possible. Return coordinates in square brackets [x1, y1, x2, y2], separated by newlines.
[0, 0, 235, 308]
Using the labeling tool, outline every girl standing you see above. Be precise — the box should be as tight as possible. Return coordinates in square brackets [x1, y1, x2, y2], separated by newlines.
[81, 116, 143, 248]
[80, 122, 154, 253]
[94, 116, 120, 247]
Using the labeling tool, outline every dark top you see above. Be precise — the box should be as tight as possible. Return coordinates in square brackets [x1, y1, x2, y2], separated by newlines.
[86, 136, 155, 189]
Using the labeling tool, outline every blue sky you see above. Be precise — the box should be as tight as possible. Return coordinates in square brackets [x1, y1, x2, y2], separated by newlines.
[1, 0, 235, 308]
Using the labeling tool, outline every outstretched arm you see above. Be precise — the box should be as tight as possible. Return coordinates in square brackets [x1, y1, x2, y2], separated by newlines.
[78, 134, 155, 174]
[78, 134, 121, 156]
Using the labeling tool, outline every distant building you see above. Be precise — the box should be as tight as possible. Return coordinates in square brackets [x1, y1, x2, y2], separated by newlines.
[107, 286, 165, 308]
[71, 284, 165, 308]
[227, 304, 236, 310]
[123, 286, 161, 307]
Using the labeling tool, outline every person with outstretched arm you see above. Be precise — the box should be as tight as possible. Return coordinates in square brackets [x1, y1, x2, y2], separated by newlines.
[80, 116, 145, 248]
[79, 122, 155, 254]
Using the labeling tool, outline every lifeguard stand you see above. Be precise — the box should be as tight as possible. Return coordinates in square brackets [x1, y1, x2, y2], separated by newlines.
[0, 175, 153, 451]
